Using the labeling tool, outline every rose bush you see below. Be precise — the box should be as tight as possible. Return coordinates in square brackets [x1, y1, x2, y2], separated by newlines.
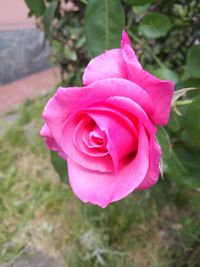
[40, 32, 174, 208]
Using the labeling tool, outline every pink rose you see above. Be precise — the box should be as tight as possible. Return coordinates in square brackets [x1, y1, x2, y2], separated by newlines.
[40, 31, 174, 208]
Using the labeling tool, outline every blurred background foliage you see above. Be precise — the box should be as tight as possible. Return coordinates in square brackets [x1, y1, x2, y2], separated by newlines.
[25, 0, 200, 85]
[0, 0, 199, 267]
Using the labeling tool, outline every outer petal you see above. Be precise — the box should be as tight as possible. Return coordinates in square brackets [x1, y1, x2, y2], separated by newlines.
[120, 31, 173, 125]
[126, 66, 174, 125]
[83, 49, 127, 85]
[120, 31, 142, 69]
[42, 96, 68, 146]
[40, 123, 60, 151]
[68, 124, 149, 208]
[83, 31, 142, 86]
[54, 78, 155, 120]
[137, 140, 161, 189]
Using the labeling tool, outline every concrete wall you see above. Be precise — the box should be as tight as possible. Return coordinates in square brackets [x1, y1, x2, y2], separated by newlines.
[0, 29, 51, 85]
[0, 0, 51, 85]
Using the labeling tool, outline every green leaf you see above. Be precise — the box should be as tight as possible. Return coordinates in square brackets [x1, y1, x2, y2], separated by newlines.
[167, 111, 181, 133]
[132, 4, 150, 14]
[25, 0, 46, 17]
[85, 0, 125, 56]
[156, 127, 172, 177]
[156, 127, 172, 174]
[154, 67, 179, 84]
[176, 78, 200, 91]
[139, 12, 172, 39]
[182, 95, 200, 150]
[51, 151, 68, 183]
[124, 0, 154, 6]
[167, 151, 187, 186]
[44, 1, 58, 40]
[156, 127, 190, 188]
[174, 145, 200, 190]
[157, 127, 200, 190]
[186, 45, 200, 78]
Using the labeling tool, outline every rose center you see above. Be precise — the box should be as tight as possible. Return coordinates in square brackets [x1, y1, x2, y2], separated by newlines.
[88, 126, 107, 149]
[91, 136, 104, 145]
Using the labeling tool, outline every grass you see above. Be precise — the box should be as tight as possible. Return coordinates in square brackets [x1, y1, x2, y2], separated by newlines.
[0, 94, 199, 267]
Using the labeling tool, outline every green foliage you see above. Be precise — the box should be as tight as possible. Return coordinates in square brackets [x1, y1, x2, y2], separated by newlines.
[127, 1, 199, 83]
[156, 127, 172, 167]
[182, 95, 200, 150]
[139, 12, 172, 39]
[153, 67, 179, 84]
[157, 107, 200, 191]
[24, 0, 87, 82]
[174, 145, 200, 189]
[44, 1, 58, 40]
[124, 0, 154, 6]
[85, 0, 125, 56]
[24, 0, 200, 87]
[186, 45, 200, 78]
[25, 0, 45, 16]
[51, 151, 68, 183]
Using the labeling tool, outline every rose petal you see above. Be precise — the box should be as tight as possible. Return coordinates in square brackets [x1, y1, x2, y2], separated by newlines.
[61, 113, 114, 173]
[82, 31, 174, 125]
[83, 31, 142, 86]
[121, 32, 173, 125]
[43, 78, 154, 148]
[120, 31, 142, 69]
[138, 140, 161, 189]
[73, 118, 108, 157]
[83, 127, 106, 149]
[42, 95, 68, 146]
[120, 33, 174, 124]
[126, 66, 174, 125]
[68, 124, 149, 208]
[89, 126, 107, 149]
[54, 78, 155, 119]
[40, 123, 60, 151]
[88, 110, 137, 173]
[88, 104, 138, 137]
[83, 49, 127, 85]
[43, 78, 154, 147]
[105, 96, 157, 135]
[105, 96, 161, 189]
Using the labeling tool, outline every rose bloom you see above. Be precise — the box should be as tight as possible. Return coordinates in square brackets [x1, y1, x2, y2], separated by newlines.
[40, 32, 174, 208]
